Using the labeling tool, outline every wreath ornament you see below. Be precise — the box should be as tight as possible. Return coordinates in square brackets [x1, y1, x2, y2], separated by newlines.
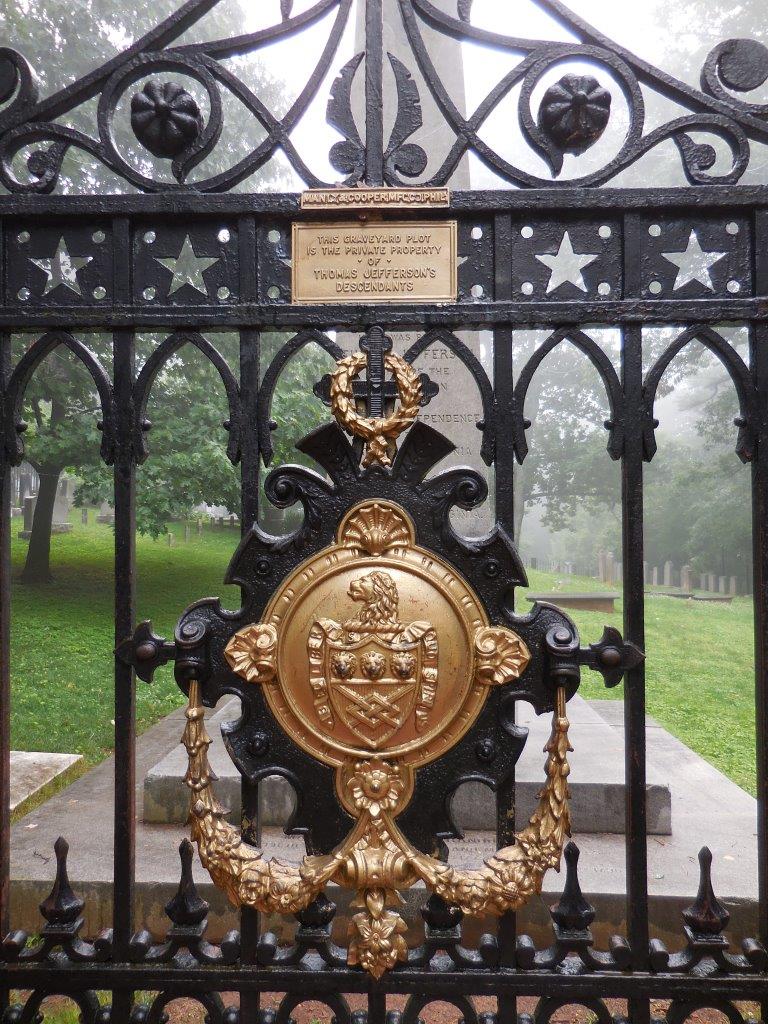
[330, 352, 422, 467]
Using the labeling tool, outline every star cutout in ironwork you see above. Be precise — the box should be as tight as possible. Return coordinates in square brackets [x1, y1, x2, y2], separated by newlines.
[661, 230, 726, 291]
[536, 232, 599, 294]
[29, 237, 93, 296]
[155, 235, 219, 296]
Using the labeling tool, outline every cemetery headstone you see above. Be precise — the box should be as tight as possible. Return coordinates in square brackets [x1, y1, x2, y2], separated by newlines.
[597, 550, 607, 582]
[663, 561, 673, 587]
[96, 501, 114, 525]
[51, 476, 73, 534]
[652, 566, 659, 586]
[681, 565, 692, 592]
[19, 494, 36, 539]
[605, 551, 615, 585]
[730, 576, 737, 596]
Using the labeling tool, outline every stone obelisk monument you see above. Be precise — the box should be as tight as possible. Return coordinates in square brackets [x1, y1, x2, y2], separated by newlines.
[352, 2, 492, 534]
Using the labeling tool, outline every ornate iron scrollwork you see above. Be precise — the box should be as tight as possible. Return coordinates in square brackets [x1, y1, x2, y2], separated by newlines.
[3, 0, 768, 192]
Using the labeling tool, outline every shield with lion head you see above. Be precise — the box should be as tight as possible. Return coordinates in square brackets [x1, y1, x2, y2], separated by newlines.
[307, 570, 438, 748]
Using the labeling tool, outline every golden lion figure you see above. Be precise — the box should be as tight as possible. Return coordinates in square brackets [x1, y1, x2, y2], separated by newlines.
[307, 570, 439, 745]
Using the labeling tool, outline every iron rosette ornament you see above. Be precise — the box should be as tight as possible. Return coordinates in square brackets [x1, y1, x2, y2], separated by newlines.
[182, 497, 572, 979]
[2, 0, 768, 193]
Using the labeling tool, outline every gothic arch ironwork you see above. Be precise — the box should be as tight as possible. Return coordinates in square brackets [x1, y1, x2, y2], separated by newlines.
[133, 329, 241, 464]
[4, 329, 114, 465]
[642, 324, 756, 462]
[512, 326, 624, 463]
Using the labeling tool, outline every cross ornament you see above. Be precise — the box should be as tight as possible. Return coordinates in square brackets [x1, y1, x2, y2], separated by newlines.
[313, 327, 439, 417]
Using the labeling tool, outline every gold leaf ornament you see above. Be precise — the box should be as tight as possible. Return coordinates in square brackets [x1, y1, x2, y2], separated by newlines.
[224, 623, 277, 683]
[474, 626, 532, 687]
[182, 500, 572, 978]
[348, 888, 409, 979]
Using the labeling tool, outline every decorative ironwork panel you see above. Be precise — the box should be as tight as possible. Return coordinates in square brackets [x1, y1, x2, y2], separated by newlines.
[1, 3, 768, 1024]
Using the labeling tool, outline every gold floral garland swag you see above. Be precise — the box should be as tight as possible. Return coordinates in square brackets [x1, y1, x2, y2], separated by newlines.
[183, 679, 571, 978]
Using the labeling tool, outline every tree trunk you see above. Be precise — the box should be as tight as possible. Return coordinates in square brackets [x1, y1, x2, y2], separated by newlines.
[20, 467, 62, 583]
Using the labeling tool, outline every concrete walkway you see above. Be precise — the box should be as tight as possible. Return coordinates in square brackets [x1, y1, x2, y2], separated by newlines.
[8, 698, 757, 950]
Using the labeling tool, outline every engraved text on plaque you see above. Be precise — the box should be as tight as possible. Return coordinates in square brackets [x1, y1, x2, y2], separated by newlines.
[292, 221, 457, 304]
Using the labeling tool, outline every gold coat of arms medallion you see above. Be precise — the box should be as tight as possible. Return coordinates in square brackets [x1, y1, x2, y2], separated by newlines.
[224, 500, 523, 771]
[180, 495, 578, 978]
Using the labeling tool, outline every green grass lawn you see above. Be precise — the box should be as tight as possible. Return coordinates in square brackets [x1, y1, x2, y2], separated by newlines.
[8, 516, 758, 795]
[10, 515, 242, 773]
[524, 568, 756, 794]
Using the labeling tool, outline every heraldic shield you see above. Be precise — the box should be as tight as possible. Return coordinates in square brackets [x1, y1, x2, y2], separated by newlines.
[309, 571, 438, 748]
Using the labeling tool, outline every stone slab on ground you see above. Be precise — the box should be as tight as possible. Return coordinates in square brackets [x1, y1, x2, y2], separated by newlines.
[525, 593, 620, 613]
[142, 694, 672, 835]
[10, 750, 82, 815]
[8, 698, 757, 950]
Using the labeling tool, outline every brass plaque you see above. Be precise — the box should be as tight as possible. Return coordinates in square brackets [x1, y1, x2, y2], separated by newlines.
[300, 186, 449, 210]
[291, 220, 457, 304]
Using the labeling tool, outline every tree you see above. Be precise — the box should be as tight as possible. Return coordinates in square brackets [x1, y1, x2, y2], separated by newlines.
[528, 335, 752, 584]
[513, 328, 697, 545]
[16, 345, 104, 581]
[77, 336, 332, 537]
[19, 332, 332, 580]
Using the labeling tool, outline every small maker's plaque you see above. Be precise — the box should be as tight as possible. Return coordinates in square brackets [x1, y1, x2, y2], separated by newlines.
[292, 221, 457, 304]
[300, 187, 449, 210]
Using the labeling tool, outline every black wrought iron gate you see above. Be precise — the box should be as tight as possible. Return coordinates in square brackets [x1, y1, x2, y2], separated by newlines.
[2, 1, 768, 1023]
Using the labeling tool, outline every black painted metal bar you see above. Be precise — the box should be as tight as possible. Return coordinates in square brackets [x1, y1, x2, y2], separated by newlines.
[111, 218, 136, 1024]
[752, 211, 768, 1022]
[239, 215, 260, 531]
[2, 187, 768, 214]
[751, 317, 768, 1024]
[368, 986, 386, 1024]
[0, 328, 10, 1015]
[239, 216, 262, 1024]
[622, 215, 650, 1018]
[622, 226, 651, 1024]
[0, 299, 765, 330]
[4, 961, 768, 999]
[620, 321, 651, 1023]
[364, 0, 384, 186]
[493, 213, 517, 1020]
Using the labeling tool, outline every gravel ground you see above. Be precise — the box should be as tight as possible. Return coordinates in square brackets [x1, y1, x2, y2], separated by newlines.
[11, 993, 761, 1024]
